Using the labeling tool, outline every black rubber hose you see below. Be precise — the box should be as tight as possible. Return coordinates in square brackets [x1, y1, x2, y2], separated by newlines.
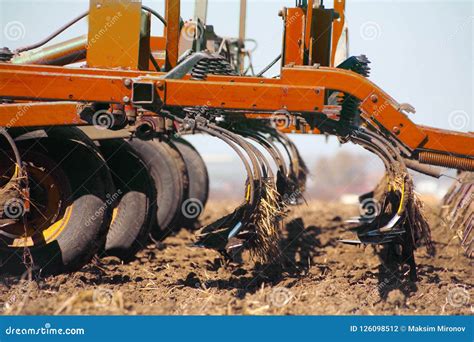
[0, 128, 22, 171]
[16, 6, 167, 54]
[257, 54, 281, 77]
[141, 5, 168, 26]
[16, 11, 89, 53]
[149, 54, 161, 71]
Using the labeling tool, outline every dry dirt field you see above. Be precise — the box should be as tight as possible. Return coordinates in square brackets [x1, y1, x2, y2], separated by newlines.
[0, 200, 472, 315]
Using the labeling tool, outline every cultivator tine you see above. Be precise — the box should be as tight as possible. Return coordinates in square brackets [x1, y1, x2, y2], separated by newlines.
[262, 127, 308, 204]
[157, 55, 294, 264]
[192, 126, 256, 253]
[234, 121, 309, 204]
[343, 129, 435, 280]
[171, 118, 283, 263]
[214, 125, 286, 262]
[231, 128, 290, 204]
[441, 171, 473, 258]
[207, 122, 313, 261]
[463, 214, 473, 257]
[274, 129, 309, 196]
[248, 176, 285, 261]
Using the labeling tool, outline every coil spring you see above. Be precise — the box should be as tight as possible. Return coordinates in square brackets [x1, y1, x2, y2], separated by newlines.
[419, 151, 474, 172]
[191, 57, 236, 80]
[336, 55, 371, 126]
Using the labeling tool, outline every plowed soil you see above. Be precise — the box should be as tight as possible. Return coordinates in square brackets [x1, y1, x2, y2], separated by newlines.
[0, 201, 472, 315]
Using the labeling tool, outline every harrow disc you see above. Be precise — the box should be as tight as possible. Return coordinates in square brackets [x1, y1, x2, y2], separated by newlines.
[152, 140, 189, 233]
[0, 127, 114, 274]
[98, 139, 156, 261]
[172, 137, 209, 229]
[127, 139, 187, 239]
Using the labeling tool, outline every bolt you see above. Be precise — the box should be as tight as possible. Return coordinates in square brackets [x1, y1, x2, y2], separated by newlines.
[371, 94, 378, 103]
[123, 79, 132, 87]
[156, 81, 164, 90]
[392, 126, 400, 135]
[122, 96, 130, 103]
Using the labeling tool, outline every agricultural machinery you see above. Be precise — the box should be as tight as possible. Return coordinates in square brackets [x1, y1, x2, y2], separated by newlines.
[0, 0, 471, 281]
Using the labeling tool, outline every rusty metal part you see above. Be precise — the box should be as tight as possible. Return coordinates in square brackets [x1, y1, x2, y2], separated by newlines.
[134, 116, 165, 140]
[419, 151, 474, 171]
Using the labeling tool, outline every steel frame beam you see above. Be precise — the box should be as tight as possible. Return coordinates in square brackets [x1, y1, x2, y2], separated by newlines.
[0, 62, 472, 158]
